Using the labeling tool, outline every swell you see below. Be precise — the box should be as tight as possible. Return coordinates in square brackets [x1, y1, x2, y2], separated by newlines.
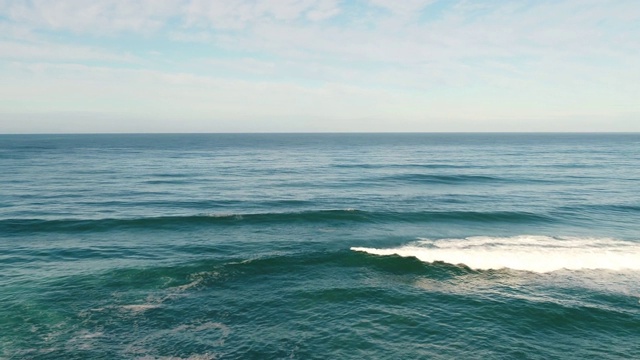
[559, 204, 640, 213]
[332, 163, 474, 169]
[35, 248, 640, 318]
[39, 249, 476, 293]
[0, 209, 553, 234]
[379, 173, 503, 184]
[5, 248, 639, 360]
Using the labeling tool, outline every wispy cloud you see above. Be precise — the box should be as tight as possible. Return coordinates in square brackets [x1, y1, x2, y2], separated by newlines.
[0, 0, 341, 33]
[0, 0, 179, 34]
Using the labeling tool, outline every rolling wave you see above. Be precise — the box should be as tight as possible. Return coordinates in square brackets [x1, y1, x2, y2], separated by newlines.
[332, 163, 473, 169]
[352, 235, 640, 273]
[0, 210, 552, 233]
[380, 173, 502, 184]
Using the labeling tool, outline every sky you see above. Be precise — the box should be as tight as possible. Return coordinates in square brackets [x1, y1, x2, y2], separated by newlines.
[0, 0, 639, 133]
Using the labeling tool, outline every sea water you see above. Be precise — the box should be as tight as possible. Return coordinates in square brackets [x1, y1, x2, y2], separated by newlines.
[1, 133, 639, 359]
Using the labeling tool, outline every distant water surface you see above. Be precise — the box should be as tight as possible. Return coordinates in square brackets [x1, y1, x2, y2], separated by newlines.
[1, 133, 639, 359]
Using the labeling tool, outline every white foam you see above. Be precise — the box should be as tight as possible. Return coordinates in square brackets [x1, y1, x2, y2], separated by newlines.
[120, 304, 161, 312]
[206, 213, 243, 220]
[169, 278, 203, 292]
[351, 235, 640, 273]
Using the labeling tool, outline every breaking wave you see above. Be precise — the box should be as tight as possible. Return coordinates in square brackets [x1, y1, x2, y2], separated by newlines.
[351, 235, 640, 273]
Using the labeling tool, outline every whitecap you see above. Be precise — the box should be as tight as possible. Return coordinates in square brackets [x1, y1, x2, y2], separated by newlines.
[121, 304, 161, 312]
[352, 235, 640, 273]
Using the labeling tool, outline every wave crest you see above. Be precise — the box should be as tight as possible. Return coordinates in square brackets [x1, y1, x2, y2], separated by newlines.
[0, 210, 552, 234]
[351, 235, 640, 273]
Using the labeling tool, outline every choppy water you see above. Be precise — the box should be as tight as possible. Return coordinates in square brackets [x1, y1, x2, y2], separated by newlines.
[1, 133, 639, 359]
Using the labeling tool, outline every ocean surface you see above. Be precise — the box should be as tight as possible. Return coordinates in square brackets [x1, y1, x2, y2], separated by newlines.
[1, 133, 639, 359]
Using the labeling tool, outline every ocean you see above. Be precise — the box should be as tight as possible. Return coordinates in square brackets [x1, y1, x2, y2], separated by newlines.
[1, 133, 639, 359]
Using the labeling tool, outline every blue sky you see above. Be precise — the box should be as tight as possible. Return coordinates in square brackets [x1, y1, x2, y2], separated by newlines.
[0, 0, 638, 133]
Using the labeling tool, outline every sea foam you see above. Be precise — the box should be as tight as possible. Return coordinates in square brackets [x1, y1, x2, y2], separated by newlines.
[351, 235, 640, 273]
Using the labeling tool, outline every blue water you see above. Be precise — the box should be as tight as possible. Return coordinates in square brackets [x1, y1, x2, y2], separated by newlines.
[1, 133, 639, 359]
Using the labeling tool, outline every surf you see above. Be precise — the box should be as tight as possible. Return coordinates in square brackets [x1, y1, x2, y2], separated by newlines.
[351, 235, 640, 273]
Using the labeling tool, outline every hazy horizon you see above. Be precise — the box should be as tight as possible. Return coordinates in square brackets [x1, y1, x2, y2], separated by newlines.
[3, 130, 640, 134]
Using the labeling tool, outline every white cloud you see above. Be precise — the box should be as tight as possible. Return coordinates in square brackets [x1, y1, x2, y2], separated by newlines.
[167, 0, 639, 74]
[305, 1, 340, 21]
[2, 0, 637, 64]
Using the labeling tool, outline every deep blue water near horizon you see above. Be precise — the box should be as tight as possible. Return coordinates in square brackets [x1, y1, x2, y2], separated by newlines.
[1, 133, 639, 359]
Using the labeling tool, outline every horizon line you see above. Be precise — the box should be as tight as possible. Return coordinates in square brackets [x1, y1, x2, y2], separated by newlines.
[1, 131, 639, 136]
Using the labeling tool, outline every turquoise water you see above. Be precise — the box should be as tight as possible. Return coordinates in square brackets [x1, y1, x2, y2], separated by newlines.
[1, 133, 639, 359]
